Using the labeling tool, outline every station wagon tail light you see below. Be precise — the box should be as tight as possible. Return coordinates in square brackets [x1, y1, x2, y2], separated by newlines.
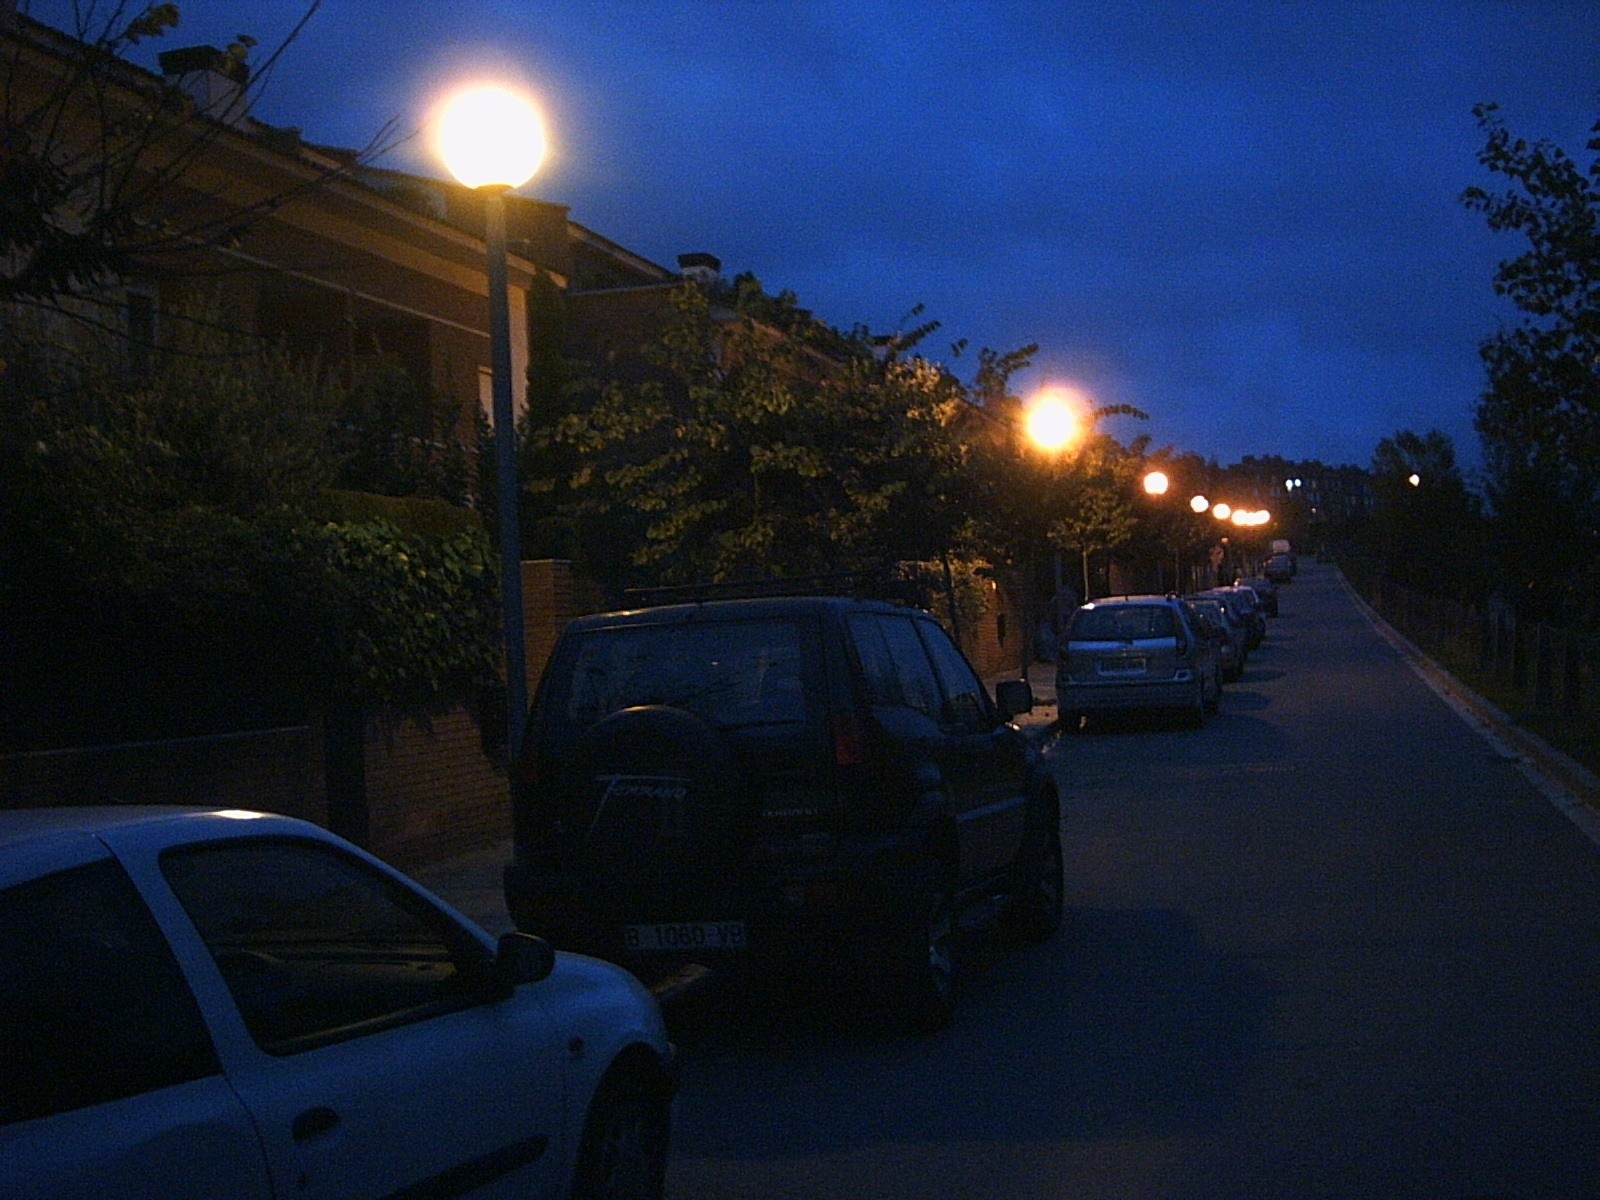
[832, 713, 868, 766]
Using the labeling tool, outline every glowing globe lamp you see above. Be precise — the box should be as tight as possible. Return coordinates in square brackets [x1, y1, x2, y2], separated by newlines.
[436, 85, 546, 190]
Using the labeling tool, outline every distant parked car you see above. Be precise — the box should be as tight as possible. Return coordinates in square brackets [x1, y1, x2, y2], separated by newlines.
[1241, 575, 1279, 617]
[1200, 586, 1266, 650]
[0, 806, 676, 1200]
[1264, 553, 1295, 583]
[1056, 595, 1220, 729]
[1184, 594, 1247, 682]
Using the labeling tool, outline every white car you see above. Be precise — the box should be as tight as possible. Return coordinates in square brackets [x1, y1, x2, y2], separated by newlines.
[0, 806, 675, 1199]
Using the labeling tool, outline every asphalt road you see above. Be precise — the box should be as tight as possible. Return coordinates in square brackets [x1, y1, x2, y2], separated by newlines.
[662, 563, 1600, 1199]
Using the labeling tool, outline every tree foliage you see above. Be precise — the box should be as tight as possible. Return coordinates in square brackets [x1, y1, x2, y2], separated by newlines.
[541, 283, 975, 587]
[0, 309, 501, 749]
[1462, 102, 1600, 619]
[1365, 428, 1487, 602]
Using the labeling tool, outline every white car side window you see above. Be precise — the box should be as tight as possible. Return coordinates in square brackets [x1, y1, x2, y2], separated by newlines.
[162, 839, 486, 1055]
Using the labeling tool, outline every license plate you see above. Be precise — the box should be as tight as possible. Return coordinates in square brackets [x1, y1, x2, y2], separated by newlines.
[1099, 657, 1146, 676]
[622, 921, 747, 952]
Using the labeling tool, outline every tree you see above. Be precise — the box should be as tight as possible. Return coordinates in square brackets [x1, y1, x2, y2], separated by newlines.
[1050, 433, 1142, 600]
[1462, 103, 1600, 620]
[1367, 428, 1486, 603]
[541, 283, 974, 589]
[0, 303, 501, 750]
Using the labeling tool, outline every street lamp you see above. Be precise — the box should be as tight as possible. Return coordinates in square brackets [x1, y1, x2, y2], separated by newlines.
[1024, 385, 1089, 630]
[1024, 388, 1085, 454]
[1139, 469, 1173, 588]
[436, 84, 548, 756]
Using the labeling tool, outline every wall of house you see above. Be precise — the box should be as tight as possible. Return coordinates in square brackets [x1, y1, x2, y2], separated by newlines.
[361, 709, 508, 872]
[954, 577, 1029, 682]
[2, 561, 611, 870]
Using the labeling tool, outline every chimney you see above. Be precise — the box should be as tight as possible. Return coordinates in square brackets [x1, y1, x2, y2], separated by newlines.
[676, 252, 721, 289]
[158, 46, 249, 127]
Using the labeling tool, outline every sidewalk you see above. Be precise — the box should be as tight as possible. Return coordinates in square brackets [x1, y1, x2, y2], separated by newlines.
[415, 659, 1061, 936]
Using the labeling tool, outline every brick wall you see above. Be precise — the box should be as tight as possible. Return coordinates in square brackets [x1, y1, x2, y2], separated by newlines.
[362, 708, 509, 872]
[4, 564, 1040, 866]
[961, 577, 1028, 681]
[520, 559, 609, 697]
[363, 560, 609, 869]
[1, 727, 325, 820]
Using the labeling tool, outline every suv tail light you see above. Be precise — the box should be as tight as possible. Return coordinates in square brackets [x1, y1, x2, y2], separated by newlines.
[832, 712, 868, 766]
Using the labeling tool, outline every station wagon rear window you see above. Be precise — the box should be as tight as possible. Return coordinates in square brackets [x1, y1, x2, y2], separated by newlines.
[557, 619, 813, 731]
[1069, 605, 1176, 641]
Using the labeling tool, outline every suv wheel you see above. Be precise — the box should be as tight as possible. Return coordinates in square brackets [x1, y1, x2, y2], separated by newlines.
[892, 865, 957, 1034]
[1002, 820, 1063, 944]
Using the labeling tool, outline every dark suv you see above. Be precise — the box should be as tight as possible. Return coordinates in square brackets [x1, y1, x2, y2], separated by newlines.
[504, 592, 1062, 1031]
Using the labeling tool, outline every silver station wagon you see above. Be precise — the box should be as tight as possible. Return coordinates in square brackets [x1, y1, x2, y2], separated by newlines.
[1056, 595, 1220, 729]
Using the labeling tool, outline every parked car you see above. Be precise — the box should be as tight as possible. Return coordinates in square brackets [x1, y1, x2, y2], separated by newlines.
[1056, 595, 1221, 730]
[1200, 585, 1266, 650]
[1240, 574, 1279, 617]
[505, 590, 1062, 1033]
[1227, 584, 1271, 644]
[1183, 594, 1247, 682]
[0, 806, 675, 1200]
[1264, 552, 1295, 583]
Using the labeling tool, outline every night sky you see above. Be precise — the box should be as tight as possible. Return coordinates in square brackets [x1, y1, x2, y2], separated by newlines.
[45, 1, 1600, 473]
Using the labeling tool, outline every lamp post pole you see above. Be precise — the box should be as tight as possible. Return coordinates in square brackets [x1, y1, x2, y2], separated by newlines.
[484, 186, 528, 754]
[1024, 386, 1088, 647]
[435, 83, 546, 759]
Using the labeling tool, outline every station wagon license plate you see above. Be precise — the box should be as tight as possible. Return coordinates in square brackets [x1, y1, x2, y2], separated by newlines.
[1098, 657, 1147, 676]
[623, 921, 747, 952]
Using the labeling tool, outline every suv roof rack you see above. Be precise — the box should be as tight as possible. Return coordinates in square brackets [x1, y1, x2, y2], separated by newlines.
[623, 571, 921, 607]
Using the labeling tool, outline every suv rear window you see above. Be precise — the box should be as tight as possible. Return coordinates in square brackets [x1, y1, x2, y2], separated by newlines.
[558, 618, 812, 731]
[1069, 605, 1176, 641]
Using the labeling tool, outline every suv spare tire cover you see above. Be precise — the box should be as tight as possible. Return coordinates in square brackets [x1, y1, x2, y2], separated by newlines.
[568, 704, 748, 891]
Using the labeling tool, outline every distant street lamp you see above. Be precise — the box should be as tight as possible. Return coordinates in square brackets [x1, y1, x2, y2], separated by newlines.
[1139, 469, 1173, 588]
[436, 84, 548, 755]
